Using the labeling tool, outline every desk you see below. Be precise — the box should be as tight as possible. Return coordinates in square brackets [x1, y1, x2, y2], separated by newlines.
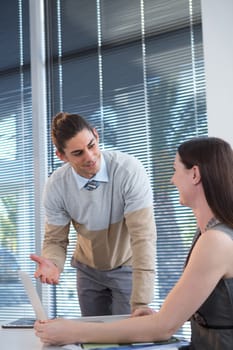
[0, 318, 189, 350]
[0, 323, 51, 350]
[0, 314, 129, 350]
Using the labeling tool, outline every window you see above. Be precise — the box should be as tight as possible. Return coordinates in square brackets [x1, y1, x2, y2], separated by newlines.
[44, 0, 207, 338]
[0, 0, 37, 318]
[0, 0, 207, 340]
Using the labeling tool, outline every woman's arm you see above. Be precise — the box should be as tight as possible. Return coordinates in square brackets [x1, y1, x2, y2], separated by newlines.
[34, 228, 233, 345]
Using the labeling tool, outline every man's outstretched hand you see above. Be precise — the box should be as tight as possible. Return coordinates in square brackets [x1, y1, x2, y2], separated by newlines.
[30, 254, 60, 284]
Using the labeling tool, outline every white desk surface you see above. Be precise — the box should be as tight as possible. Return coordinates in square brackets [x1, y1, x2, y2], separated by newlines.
[0, 323, 52, 350]
[0, 316, 130, 350]
[0, 317, 188, 350]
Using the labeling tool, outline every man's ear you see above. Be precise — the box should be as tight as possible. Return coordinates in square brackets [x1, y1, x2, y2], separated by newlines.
[192, 165, 201, 185]
[93, 128, 99, 142]
[56, 149, 67, 162]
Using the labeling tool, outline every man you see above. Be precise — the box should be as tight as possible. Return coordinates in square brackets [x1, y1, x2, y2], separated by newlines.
[31, 112, 156, 316]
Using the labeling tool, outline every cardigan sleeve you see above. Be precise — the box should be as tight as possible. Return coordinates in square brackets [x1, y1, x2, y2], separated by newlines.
[125, 206, 156, 310]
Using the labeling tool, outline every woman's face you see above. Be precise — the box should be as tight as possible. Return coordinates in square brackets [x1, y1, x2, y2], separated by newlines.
[171, 152, 195, 207]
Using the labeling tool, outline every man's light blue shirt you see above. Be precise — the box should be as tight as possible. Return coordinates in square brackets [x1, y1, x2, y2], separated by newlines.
[71, 154, 109, 189]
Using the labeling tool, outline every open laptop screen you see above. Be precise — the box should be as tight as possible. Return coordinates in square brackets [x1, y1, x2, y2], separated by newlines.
[1, 270, 47, 328]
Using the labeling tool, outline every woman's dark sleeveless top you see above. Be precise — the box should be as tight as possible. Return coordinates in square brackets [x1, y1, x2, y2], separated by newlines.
[186, 222, 233, 350]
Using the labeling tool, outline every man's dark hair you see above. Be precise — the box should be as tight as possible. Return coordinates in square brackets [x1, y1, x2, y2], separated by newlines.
[51, 112, 94, 154]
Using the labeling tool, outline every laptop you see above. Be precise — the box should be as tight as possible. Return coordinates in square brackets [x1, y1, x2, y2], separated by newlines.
[1, 270, 47, 328]
[1, 270, 130, 329]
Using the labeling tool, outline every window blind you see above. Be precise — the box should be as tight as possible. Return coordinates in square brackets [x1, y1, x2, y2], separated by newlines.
[0, 0, 207, 341]
[0, 0, 39, 320]
[44, 0, 207, 339]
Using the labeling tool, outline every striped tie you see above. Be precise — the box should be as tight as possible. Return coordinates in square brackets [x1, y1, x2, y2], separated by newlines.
[84, 179, 100, 191]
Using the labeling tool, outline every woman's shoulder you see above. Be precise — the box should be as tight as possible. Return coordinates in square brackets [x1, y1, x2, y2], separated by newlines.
[211, 223, 233, 240]
[192, 226, 233, 261]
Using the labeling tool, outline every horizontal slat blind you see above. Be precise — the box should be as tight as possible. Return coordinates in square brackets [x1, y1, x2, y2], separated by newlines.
[45, 0, 207, 341]
[0, 0, 40, 320]
[0, 0, 207, 342]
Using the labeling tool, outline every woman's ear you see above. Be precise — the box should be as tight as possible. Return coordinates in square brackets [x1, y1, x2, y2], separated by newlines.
[192, 165, 201, 185]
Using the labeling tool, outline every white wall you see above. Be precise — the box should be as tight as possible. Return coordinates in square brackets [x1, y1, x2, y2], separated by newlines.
[201, 0, 233, 146]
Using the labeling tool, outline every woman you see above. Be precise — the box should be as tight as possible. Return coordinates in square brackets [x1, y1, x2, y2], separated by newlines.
[35, 136, 233, 349]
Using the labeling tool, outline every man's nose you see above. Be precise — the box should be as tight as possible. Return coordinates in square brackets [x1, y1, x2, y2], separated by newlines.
[84, 149, 94, 161]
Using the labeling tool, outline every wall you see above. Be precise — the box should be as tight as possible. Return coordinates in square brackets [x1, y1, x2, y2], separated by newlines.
[201, 0, 233, 146]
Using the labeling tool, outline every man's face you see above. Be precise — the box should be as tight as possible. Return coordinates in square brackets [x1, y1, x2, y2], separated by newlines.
[57, 128, 101, 179]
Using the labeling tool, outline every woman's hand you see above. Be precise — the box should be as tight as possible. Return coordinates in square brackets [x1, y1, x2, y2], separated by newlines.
[34, 318, 79, 345]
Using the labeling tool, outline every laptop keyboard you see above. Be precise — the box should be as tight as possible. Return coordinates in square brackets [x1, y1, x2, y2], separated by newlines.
[2, 318, 36, 328]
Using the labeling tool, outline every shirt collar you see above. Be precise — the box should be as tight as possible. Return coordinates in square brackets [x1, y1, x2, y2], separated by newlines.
[71, 153, 109, 189]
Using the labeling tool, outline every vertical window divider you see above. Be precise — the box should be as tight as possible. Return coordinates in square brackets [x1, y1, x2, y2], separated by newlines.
[29, 0, 48, 301]
[96, 0, 105, 147]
